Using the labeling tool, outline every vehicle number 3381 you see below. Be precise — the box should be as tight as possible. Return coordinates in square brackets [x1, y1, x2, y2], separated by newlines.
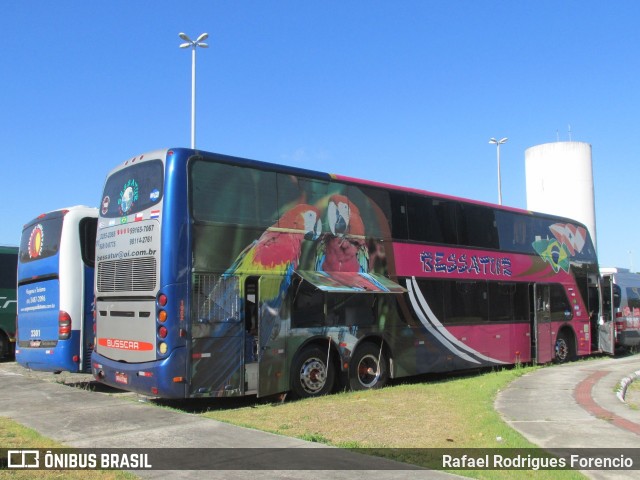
[30, 329, 41, 337]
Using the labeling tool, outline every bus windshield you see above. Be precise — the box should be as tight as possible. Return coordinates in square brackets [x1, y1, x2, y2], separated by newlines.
[19, 213, 65, 263]
[100, 160, 164, 218]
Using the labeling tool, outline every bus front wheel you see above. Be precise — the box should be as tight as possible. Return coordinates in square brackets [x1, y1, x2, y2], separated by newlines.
[554, 332, 575, 363]
[349, 342, 389, 391]
[290, 346, 335, 398]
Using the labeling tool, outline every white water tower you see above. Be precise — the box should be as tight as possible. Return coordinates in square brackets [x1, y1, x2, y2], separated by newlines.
[525, 141, 597, 250]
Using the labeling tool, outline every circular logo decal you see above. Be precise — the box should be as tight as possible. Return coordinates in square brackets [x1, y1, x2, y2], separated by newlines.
[118, 179, 139, 215]
[28, 224, 44, 259]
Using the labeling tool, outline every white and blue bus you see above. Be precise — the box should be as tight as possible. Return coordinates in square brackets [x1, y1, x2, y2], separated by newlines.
[16, 206, 98, 373]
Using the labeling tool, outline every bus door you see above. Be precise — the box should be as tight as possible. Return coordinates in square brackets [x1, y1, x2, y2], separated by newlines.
[244, 277, 259, 395]
[190, 275, 244, 397]
[257, 276, 288, 397]
[598, 275, 615, 354]
[80, 216, 97, 372]
[81, 264, 95, 372]
[532, 284, 554, 363]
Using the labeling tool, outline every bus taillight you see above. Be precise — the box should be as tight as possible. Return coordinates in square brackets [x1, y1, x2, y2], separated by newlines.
[158, 294, 167, 307]
[59, 311, 71, 340]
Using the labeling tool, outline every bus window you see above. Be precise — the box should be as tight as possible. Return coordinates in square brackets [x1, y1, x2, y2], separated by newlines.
[327, 294, 375, 327]
[80, 217, 97, 268]
[291, 280, 325, 328]
[389, 192, 408, 240]
[457, 204, 499, 249]
[101, 160, 164, 218]
[549, 284, 572, 322]
[444, 280, 488, 324]
[406, 196, 457, 244]
[626, 287, 640, 310]
[192, 161, 278, 228]
[19, 213, 63, 263]
[415, 279, 445, 321]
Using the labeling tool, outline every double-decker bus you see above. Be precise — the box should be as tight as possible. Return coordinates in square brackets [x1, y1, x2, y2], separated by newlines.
[92, 148, 608, 399]
[0, 246, 18, 358]
[16, 206, 98, 373]
[600, 267, 640, 350]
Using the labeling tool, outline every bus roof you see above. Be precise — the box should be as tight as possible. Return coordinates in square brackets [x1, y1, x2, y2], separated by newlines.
[114, 147, 592, 231]
[601, 267, 632, 274]
[22, 206, 98, 229]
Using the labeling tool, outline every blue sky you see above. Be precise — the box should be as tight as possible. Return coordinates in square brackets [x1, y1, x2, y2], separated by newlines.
[2, 1, 639, 269]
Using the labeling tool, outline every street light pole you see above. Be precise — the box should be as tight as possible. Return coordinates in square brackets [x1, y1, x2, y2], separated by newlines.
[179, 32, 209, 149]
[489, 137, 508, 205]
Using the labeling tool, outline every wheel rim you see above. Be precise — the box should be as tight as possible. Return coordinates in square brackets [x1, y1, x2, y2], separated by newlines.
[299, 357, 327, 394]
[356, 353, 381, 388]
[556, 338, 568, 361]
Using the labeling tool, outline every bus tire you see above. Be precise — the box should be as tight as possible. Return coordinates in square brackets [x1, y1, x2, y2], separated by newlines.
[0, 332, 9, 359]
[554, 331, 575, 363]
[290, 345, 335, 398]
[349, 342, 389, 391]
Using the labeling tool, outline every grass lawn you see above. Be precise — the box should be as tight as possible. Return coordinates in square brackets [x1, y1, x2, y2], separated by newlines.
[200, 365, 586, 479]
[0, 417, 135, 480]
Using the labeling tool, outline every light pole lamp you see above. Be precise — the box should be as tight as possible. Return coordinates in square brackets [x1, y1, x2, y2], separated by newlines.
[489, 137, 508, 205]
[179, 32, 209, 149]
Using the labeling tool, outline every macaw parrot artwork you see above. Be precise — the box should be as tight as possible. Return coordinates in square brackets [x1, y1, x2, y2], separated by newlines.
[227, 203, 323, 348]
[315, 194, 369, 273]
[192, 203, 322, 395]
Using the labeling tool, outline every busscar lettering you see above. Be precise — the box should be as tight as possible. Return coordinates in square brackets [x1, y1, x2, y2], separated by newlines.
[98, 337, 154, 351]
[107, 339, 139, 350]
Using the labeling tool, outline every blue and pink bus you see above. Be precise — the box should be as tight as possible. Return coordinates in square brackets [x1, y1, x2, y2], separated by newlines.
[16, 206, 98, 373]
[91, 148, 609, 399]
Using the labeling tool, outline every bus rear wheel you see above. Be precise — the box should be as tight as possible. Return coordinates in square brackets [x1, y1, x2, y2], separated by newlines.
[290, 346, 335, 398]
[349, 342, 389, 391]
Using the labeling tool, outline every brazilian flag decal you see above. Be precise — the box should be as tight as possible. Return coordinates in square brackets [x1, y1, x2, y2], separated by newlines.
[532, 238, 571, 273]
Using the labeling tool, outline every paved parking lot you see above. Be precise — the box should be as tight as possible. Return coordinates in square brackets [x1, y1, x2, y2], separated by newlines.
[2, 354, 639, 479]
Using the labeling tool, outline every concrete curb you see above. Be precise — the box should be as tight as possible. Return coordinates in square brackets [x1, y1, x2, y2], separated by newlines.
[616, 369, 640, 403]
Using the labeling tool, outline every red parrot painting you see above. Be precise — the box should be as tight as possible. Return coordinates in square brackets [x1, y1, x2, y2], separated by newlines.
[315, 194, 369, 273]
[226, 203, 323, 277]
[192, 204, 322, 394]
